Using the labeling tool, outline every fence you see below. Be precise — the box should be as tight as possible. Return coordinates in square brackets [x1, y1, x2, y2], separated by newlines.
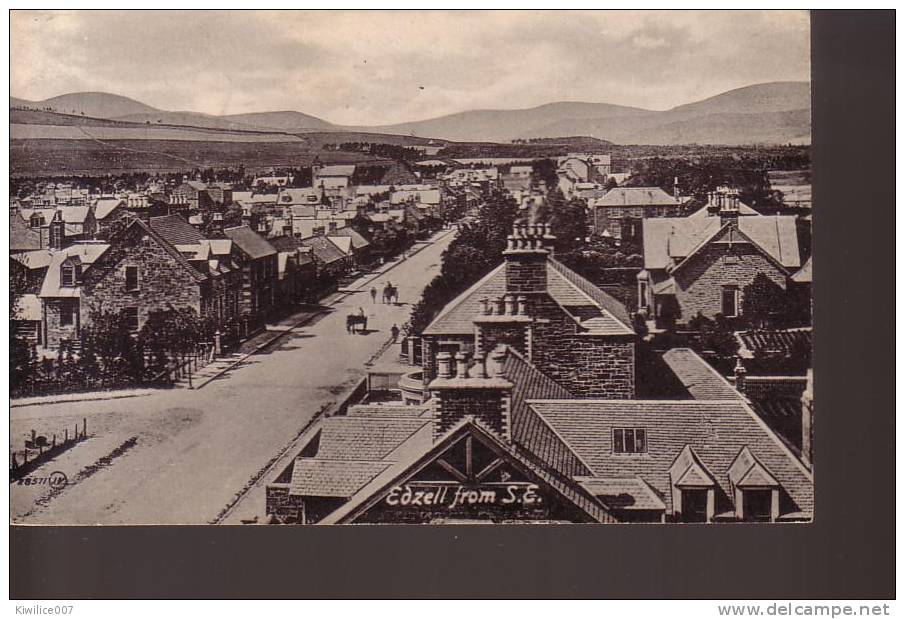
[10, 419, 88, 481]
[151, 341, 216, 386]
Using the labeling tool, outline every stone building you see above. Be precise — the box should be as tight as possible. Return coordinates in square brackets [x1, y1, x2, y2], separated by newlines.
[265, 343, 813, 524]
[419, 223, 636, 399]
[222, 225, 279, 335]
[637, 191, 802, 327]
[589, 186, 682, 240]
[80, 219, 241, 336]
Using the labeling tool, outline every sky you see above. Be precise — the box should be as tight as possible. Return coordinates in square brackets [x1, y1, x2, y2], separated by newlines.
[10, 10, 810, 126]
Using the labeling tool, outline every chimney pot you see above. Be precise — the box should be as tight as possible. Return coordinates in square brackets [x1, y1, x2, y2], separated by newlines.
[479, 297, 491, 315]
[437, 352, 453, 379]
[473, 352, 488, 379]
[495, 296, 506, 315]
[490, 348, 508, 378]
[516, 295, 527, 315]
[455, 352, 469, 379]
[504, 294, 517, 315]
[734, 357, 747, 393]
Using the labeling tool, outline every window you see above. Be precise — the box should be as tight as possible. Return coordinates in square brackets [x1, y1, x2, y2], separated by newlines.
[124, 307, 140, 332]
[59, 301, 76, 327]
[721, 286, 739, 317]
[681, 489, 710, 523]
[125, 266, 140, 291]
[638, 282, 648, 308]
[613, 428, 647, 454]
[742, 489, 774, 522]
[60, 265, 75, 288]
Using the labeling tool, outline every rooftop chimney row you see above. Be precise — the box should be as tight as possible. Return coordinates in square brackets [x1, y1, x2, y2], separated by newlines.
[479, 294, 528, 316]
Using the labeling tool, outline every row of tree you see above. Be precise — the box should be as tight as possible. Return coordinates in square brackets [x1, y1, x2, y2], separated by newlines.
[11, 308, 216, 397]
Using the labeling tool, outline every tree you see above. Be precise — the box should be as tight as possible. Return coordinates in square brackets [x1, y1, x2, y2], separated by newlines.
[742, 273, 789, 329]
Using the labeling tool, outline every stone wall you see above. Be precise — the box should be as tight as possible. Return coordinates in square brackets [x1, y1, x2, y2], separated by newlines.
[505, 253, 548, 293]
[82, 227, 203, 330]
[594, 205, 680, 237]
[476, 323, 529, 357]
[434, 388, 508, 438]
[530, 294, 635, 398]
[42, 298, 81, 348]
[673, 239, 788, 324]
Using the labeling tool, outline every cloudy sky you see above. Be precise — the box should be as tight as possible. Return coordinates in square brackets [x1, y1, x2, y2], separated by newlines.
[11, 10, 810, 125]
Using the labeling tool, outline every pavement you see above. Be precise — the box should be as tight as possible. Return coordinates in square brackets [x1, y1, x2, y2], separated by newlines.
[10, 227, 456, 525]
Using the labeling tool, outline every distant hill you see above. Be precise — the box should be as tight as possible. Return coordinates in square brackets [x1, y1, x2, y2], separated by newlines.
[221, 110, 335, 131]
[360, 101, 650, 143]
[11, 81, 811, 145]
[12, 91, 160, 118]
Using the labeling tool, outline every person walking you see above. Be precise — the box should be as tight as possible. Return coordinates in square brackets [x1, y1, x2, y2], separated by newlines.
[391, 324, 400, 344]
[370, 286, 377, 303]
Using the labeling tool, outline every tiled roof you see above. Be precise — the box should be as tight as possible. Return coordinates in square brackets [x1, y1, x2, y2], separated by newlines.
[289, 459, 391, 498]
[314, 416, 432, 461]
[661, 348, 743, 400]
[423, 259, 633, 336]
[643, 215, 801, 271]
[577, 477, 667, 511]
[289, 205, 317, 218]
[223, 226, 277, 259]
[593, 187, 680, 207]
[527, 399, 813, 515]
[149, 214, 205, 245]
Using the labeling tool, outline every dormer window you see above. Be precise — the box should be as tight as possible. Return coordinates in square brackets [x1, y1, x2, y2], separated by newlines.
[613, 428, 647, 454]
[60, 265, 75, 287]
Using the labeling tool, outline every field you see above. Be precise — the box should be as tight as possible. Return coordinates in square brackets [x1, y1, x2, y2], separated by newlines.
[10, 139, 385, 176]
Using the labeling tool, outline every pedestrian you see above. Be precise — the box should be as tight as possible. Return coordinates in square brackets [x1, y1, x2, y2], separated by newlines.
[370, 286, 377, 303]
[391, 324, 400, 343]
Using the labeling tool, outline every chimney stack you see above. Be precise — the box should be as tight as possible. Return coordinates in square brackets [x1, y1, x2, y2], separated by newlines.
[734, 357, 747, 394]
[801, 369, 814, 468]
[503, 222, 552, 294]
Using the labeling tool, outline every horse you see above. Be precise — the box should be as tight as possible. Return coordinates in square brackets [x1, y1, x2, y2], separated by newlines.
[382, 284, 398, 305]
[346, 314, 368, 333]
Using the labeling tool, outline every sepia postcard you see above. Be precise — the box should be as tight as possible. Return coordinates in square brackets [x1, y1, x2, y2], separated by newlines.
[10, 9, 813, 526]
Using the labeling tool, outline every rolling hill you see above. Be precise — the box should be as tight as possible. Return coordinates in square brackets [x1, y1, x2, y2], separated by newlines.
[11, 81, 811, 145]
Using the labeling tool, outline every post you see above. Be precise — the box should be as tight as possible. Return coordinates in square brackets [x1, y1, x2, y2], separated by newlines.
[83, 418, 87, 438]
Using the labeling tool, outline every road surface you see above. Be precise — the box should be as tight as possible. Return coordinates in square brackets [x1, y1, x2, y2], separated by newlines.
[11, 228, 455, 525]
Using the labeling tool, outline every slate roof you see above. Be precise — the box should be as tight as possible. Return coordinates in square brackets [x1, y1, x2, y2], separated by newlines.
[94, 198, 124, 220]
[792, 256, 812, 283]
[346, 404, 432, 419]
[39, 243, 110, 297]
[527, 399, 813, 515]
[316, 164, 356, 177]
[289, 459, 391, 498]
[58, 207, 91, 224]
[736, 329, 812, 358]
[299, 235, 347, 265]
[313, 416, 432, 461]
[326, 236, 353, 255]
[576, 477, 667, 511]
[661, 348, 744, 400]
[330, 227, 371, 250]
[593, 187, 680, 207]
[12, 249, 53, 269]
[10, 214, 44, 252]
[423, 259, 633, 336]
[318, 417, 614, 525]
[642, 215, 801, 271]
[223, 226, 277, 259]
[149, 214, 205, 245]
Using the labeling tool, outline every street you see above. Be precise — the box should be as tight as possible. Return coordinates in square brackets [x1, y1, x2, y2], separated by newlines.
[10, 228, 456, 525]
